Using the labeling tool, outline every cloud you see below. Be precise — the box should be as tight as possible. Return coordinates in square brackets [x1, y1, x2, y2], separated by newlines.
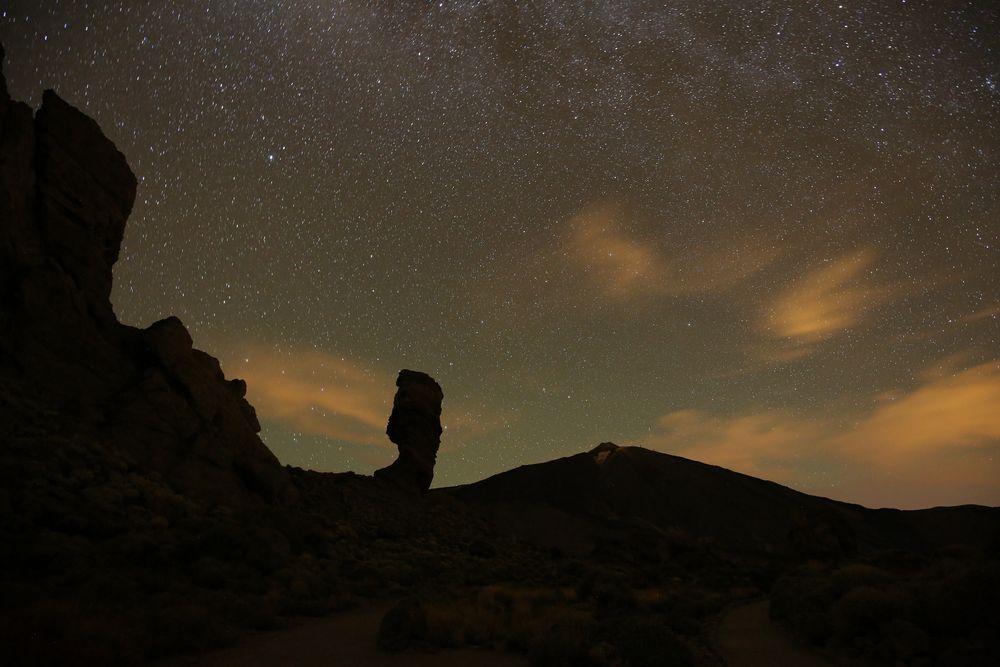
[751, 248, 902, 363]
[573, 203, 782, 298]
[641, 359, 1000, 508]
[219, 343, 509, 453]
[647, 408, 824, 480]
[835, 361, 1000, 467]
[224, 344, 393, 447]
[764, 249, 884, 343]
[830, 360, 1000, 507]
[509, 201, 780, 306]
[962, 304, 1000, 324]
[563, 203, 672, 299]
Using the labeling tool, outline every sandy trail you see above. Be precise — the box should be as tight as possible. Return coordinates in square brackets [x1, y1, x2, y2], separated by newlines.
[716, 600, 833, 667]
[154, 604, 526, 667]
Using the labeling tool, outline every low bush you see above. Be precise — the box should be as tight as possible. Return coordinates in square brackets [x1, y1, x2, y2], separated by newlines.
[378, 600, 428, 652]
[528, 613, 595, 666]
[771, 555, 1000, 665]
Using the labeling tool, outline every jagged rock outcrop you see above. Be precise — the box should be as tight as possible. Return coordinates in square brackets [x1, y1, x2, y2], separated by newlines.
[374, 369, 444, 492]
[0, 45, 291, 507]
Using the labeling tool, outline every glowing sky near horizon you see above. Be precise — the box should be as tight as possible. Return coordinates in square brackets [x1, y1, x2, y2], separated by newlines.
[2, 1, 998, 509]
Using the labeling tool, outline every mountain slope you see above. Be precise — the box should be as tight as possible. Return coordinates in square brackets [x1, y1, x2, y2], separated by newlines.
[447, 443, 1000, 557]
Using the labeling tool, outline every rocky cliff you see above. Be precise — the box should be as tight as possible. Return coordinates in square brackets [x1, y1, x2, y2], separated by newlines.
[0, 44, 291, 508]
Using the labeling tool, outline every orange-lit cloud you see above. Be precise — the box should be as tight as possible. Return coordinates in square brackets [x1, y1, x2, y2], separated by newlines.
[648, 408, 824, 480]
[553, 202, 779, 301]
[564, 203, 670, 298]
[224, 344, 393, 447]
[642, 359, 1000, 508]
[764, 249, 884, 343]
[220, 343, 508, 453]
[835, 361, 1000, 467]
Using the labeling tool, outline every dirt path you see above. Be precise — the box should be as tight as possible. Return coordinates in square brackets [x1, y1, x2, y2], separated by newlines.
[716, 600, 833, 667]
[154, 604, 526, 667]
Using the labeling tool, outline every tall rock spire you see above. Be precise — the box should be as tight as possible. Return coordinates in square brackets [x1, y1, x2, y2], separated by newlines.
[374, 369, 444, 492]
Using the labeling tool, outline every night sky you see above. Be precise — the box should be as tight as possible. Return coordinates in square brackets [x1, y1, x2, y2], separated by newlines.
[2, 1, 998, 509]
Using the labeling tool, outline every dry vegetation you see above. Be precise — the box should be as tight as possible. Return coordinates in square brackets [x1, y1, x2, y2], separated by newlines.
[770, 549, 1000, 665]
[378, 583, 703, 666]
[375, 550, 764, 666]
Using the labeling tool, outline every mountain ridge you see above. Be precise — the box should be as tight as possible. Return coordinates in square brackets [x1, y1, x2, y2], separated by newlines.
[446, 442, 1000, 557]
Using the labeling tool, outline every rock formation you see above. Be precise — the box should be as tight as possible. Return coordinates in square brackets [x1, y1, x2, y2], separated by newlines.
[0, 44, 291, 507]
[374, 369, 444, 492]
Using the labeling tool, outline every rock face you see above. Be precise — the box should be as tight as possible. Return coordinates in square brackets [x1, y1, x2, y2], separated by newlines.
[374, 370, 444, 492]
[0, 45, 291, 507]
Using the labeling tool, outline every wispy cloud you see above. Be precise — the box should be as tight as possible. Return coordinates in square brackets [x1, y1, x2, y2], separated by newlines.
[647, 408, 824, 480]
[754, 249, 899, 362]
[961, 304, 1000, 324]
[563, 203, 671, 299]
[641, 359, 1000, 508]
[497, 201, 780, 309]
[568, 203, 781, 299]
[225, 344, 393, 447]
[765, 249, 882, 343]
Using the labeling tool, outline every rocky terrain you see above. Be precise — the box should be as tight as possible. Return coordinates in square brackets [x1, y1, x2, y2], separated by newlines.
[2, 44, 998, 666]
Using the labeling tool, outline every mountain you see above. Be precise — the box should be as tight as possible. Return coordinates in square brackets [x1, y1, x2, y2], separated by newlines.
[448, 442, 1000, 557]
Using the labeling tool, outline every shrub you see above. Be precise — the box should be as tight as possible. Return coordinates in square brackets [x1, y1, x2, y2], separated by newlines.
[605, 617, 695, 667]
[469, 538, 497, 559]
[769, 574, 836, 644]
[0, 602, 142, 667]
[576, 573, 638, 616]
[879, 618, 929, 662]
[832, 563, 893, 591]
[929, 561, 1000, 632]
[378, 600, 428, 652]
[147, 603, 236, 656]
[224, 595, 280, 630]
[831, 586, 899, 639]
[528, 614, 595, 667]
[769, 573, 835, 622]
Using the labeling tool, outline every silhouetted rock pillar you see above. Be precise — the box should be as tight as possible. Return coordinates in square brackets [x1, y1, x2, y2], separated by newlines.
[374, 370, 444, 492]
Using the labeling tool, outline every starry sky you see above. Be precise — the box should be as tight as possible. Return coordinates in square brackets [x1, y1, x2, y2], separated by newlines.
[2, 1, 998, 509]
